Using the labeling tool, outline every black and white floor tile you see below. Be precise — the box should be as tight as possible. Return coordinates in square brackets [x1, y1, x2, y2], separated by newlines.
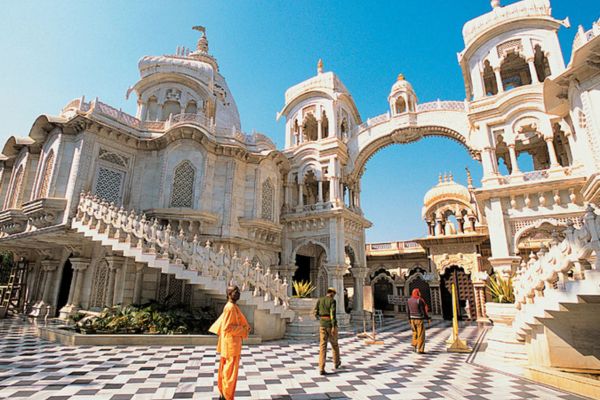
[0, 318, 589, 400]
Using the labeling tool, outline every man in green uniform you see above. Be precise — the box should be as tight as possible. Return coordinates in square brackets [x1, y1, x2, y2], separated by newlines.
[314, 287, 341, 375]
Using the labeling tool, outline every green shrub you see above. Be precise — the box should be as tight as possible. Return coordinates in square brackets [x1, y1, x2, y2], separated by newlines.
[75, 302, 216, 335]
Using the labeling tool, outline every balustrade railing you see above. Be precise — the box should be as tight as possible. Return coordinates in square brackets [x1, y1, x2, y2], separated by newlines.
[513, 204, 599, 316]
[75, 192, 290, 309]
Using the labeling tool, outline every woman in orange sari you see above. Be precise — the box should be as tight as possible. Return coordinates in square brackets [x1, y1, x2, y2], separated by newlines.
[209, 285, 251, 400]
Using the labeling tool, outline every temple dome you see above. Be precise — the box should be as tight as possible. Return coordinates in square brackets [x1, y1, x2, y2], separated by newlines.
[423, 174, 471, 208]
[389, 74, 415, 98]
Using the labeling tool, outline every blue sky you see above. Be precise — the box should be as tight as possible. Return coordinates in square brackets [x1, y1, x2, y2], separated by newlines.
[0, 1, 597, 242]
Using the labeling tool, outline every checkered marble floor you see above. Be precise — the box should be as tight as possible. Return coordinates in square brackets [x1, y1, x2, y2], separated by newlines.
[0, 318, 588, 400]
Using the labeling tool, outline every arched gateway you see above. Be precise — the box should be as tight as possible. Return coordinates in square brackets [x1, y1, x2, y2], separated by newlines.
[278, 66, 485, 323]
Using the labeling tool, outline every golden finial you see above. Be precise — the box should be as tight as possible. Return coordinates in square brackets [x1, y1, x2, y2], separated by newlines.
[449, 172, 454, 182]
[317, 59, 324, 74]
[438, 173, 443, 184]
[397, 73, 405, 81]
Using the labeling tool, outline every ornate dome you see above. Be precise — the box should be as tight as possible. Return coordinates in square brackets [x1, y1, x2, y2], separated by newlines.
[423, 173, 471, 209]
[389, 74, 415, 98]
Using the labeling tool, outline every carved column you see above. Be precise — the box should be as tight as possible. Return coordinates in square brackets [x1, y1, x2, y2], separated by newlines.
[508, 143, 520, 174]
[59, 258, 90, 319]
[545, 137, 560, 167]
[527, 58, 539, 84]
[298, 184, 304, 207]
[317, 118, 323, 141]
[105, 256, 125, 307]
[132, 262, 145, 304]
[29, 259, 59, 318]
[351, 267, 368, 322]
[317, 181, 323, 204]
[325, 264, 349, 327]
[493, 67, 504, 93]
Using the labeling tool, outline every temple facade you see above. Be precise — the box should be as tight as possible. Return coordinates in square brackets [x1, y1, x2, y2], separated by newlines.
[0, 0, 599, 369]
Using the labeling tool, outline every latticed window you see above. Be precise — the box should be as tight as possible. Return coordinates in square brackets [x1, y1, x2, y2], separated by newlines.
[170, 161, 195, 208]
[93, 166, 124, 204]
[261, 178, 274, 220]
[37, 150, 55, 198]
[6, 166, 24, 209]
[90, 261, 109, 308]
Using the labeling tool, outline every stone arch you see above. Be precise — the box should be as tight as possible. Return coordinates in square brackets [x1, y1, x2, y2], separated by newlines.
[513, 218, 566, 254]
[291, 239, 329, 262]
[350, 125, 480, 181]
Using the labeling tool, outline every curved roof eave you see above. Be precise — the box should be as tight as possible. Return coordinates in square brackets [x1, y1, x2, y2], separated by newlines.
[128, 71, 213, 100]
[277, 89, 336, 120]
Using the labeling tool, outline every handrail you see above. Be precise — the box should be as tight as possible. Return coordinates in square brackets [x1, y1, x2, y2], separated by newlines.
[75, 192, 290, 309]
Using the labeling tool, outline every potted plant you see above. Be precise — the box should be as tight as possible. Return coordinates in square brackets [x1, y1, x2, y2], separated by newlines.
[483, 273, 527, 363]
[287, 280, 320, 340]
[485, 273, 517, 325]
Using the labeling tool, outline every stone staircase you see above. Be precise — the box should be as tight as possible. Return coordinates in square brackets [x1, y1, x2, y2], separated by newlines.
[72, 193, 294, 323]
[511, 205, 600, 369]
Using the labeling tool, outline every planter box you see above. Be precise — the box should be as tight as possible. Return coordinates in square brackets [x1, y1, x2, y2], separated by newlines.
[37, 326, 262, 346]
[483, 302, 527, 363]
[286, 298, 320, 340]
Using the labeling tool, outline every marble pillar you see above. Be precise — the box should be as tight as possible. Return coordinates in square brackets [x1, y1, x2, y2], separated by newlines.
[59, 257, 90, 319]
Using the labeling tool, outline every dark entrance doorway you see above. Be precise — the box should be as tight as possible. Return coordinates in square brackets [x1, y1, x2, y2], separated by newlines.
[408, 275, 432, 312]
[293, 255, 311, 296]
[440, 266, 475, 320]
[55, 259, 73, 316]
[373, 279, 394, 311]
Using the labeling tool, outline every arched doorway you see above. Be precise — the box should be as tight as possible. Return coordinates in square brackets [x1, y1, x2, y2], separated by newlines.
[55, 258, 73, 316]
[292, 242, 327, 297]
[440, 265, 475, 320]
[407, 273, 432, 312]
[371, 269, 395, 312]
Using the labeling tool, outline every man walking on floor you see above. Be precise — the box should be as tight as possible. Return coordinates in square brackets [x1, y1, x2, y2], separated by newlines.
[209, 285, 251, 400]
[314, 287, 341, 375]
[407, 288, 430, 354]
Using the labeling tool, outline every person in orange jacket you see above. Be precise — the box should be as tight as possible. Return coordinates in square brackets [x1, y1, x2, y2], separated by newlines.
[209, 285, 251, 400]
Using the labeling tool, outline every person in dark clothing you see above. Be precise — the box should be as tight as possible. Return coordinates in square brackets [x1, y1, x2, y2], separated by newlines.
[314, 287, 340, 375]
[407, 288, 430, 353]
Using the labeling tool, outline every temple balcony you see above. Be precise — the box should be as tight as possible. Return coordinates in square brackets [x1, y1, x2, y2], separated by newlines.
[22, 198, 68, 230]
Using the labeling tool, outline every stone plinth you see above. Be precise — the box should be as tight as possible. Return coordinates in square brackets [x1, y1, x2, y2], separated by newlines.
[483, 302, 527, 363]
[286, 298, 319, 340]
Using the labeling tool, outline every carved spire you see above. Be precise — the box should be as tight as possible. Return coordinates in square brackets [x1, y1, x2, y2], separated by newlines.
[438, 173, 443, 184]
[193, 25, 208, 53]
[317, 58, 324, 74]
[397, 73, 405, 81]
[491, 0, 500, 9]
[465, 167, 473, 189]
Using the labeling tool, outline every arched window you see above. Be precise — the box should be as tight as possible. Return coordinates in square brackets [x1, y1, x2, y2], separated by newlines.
[261, 178, 274, 221]
[533, 45, 551, 82]
[303, 113, 318, 142]
[500, 52, 531, 90]
[340, 118, 348, 138]
[170, 161, 195, 208]
[37, 150, 55, 198]
[482, 60, 498, 96]
[321, 111, 329, 138]
[293, 120, 299, 145]
[162, 100, 180, 121]
[147, 96, 159, 121]
[184, 100, 197, 114]
[395, 97, 406, 114]
[6, 166, 24, 209]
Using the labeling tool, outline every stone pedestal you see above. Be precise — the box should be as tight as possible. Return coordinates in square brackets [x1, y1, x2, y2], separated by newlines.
[483, 302, 527, 364]
[286, 297, 320, 340]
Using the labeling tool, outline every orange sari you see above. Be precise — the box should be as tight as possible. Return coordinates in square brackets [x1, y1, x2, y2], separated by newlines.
[209, 302, 250, 400]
